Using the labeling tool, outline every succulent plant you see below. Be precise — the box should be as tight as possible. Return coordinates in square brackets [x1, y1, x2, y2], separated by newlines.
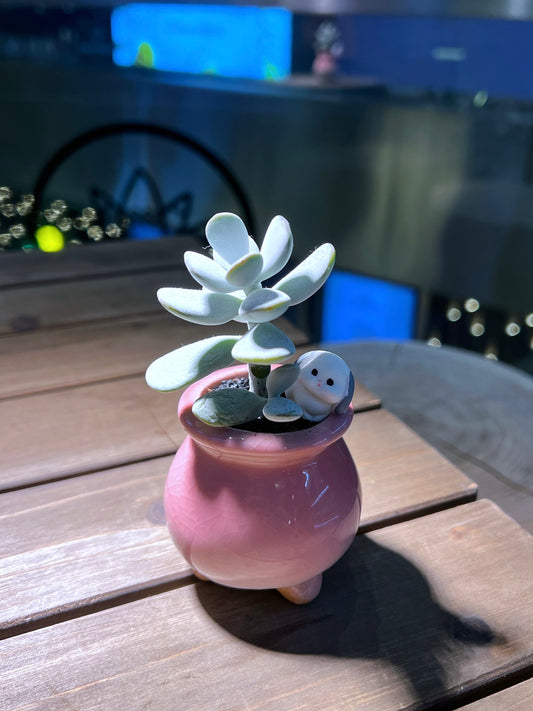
[145, 212, 339, 427]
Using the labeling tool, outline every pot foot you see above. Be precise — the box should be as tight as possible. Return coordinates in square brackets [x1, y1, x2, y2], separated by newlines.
[278, 574, 323, 604]
[192, 567, 209, 581]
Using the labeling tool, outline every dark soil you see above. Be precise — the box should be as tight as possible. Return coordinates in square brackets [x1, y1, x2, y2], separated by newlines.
[215, 377, 250, 391]
[210, 377, 315, 434]
[238, 416, 313, 434]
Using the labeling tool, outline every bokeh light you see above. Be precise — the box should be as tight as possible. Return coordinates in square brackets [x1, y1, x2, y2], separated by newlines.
[35, 225, 65, 252]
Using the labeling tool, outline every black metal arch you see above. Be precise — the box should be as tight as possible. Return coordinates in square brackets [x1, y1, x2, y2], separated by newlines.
[32, 121, 256, 235]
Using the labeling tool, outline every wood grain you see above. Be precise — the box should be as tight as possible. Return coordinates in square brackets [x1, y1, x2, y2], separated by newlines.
[0, 376, 456, 494]
[0, 410, 474, 633]
[0, 456, 186, 635]
[2, 235, 528, 711]
[330, 340, 533, 534]
[2, 501, 531, 711]
[0, 267, 194, 334]
[0, 235, 201, 287]
[1, 376, 177, 490]
[0, 315, 310, 399]
[456, 680, 533, 710]
[350, 409, 477, 530]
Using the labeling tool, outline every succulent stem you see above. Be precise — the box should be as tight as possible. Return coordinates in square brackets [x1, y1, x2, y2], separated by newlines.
[249, 364, 270, 397]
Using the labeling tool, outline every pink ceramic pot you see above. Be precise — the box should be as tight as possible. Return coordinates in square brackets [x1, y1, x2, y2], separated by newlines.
[164, 364, 361, 603]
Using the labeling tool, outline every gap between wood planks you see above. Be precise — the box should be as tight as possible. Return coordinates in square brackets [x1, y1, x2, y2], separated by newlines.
[2, 502, 532, 711]
[0, 575, 197, 642]
[0, 315, 311, 399]
[0, 452, 175, 496]
[417, 669, 533, 711]
[0, 234, 202, 289]
[0, 497, 486, 641]
[0, 309, 162, 342]
[0, 495, 481, 643]
[0, 263, 192, 292]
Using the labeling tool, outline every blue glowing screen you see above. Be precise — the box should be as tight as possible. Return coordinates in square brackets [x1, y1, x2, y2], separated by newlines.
[322, 271, 418, 342]
[112, 4, 292, 80]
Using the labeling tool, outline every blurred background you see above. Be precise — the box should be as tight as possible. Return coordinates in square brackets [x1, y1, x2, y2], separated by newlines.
[1, 0, 533, 373]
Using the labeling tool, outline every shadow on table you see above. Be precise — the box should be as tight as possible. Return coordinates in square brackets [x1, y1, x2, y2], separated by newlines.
[196, 536, 506, 704]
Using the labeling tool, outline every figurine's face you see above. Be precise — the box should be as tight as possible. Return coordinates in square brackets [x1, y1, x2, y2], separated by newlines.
[299, 351, 351, 405]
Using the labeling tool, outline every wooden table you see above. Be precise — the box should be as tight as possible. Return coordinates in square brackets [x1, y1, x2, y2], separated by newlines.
[1, 240, 532, 710]
[330, 340, 533, 535]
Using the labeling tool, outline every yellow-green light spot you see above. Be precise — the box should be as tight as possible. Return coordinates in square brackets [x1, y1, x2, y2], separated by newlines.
[35, 225, 65, 252]
[134, 42, 155, 68]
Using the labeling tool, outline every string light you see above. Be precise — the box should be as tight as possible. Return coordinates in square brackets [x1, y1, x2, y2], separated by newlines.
[425, 294, 533, 366]
[464, 298, 480, 313]
[446, 304, 461, 322]
[57, 217, 72, 232]
[0, 185, 131, 251]
[50, 199, 67, 214]
[82, 207, 97, 222]
[87, 225, 104, 241]
[505, 321, 521, 337]
[74, 216, 90, 230]
[16, 194, 34, 216]
[470, 319, 485, 337]
[1, 203, 16, 218]
[9, 223, 26, 239]
[105, 223, 122, 238]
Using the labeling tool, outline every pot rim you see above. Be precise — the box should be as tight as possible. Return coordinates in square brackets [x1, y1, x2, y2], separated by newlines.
[178, 363, 353, 455]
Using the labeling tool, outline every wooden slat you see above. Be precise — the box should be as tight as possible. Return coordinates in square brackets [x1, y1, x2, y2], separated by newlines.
[0, 315, 310, 399]
[0, 236, 201, 288]
[1, 377, 175, 490]
[0, 372, 457, 493]
[329, 340, 533, 535]
[353, 382, 381, 412]
[456, 680, 533, 711]
[351, 409, 477, 530]
[2, 501, 531, 710]
[0, 267, 194, 334]
[0, 409, 475, 633]
[0, 456, 185, 636]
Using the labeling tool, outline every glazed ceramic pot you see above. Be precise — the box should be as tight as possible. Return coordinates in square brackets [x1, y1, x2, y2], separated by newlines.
[164, 364, 362, 603]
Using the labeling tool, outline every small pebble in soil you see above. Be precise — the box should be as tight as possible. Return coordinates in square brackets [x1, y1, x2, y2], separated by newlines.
[214, 377, 249, 391]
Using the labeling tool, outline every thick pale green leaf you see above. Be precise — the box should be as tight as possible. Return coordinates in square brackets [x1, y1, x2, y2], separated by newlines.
[266, 362, 300, 397]
[274, 243, 335, 305]
[238, 288, 290, 323]
[157, 287, 241, 325]
[263, 396, 303, 423]
[145, 336, 239, 391]
[184, 251, 233, 293]
[225, 252, 263, 289]
[228, 288, 249, 324]
[260, 215, 293, 281]
[212, 250, 228, 270]
[231, 322, 295, 364]
[192, 388, 265, 427]
[247, 236, 260, 254]
[205, 213, 249, 267]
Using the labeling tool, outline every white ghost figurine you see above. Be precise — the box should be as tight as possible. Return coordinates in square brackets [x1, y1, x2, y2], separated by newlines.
[285, 350, 355, 422]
